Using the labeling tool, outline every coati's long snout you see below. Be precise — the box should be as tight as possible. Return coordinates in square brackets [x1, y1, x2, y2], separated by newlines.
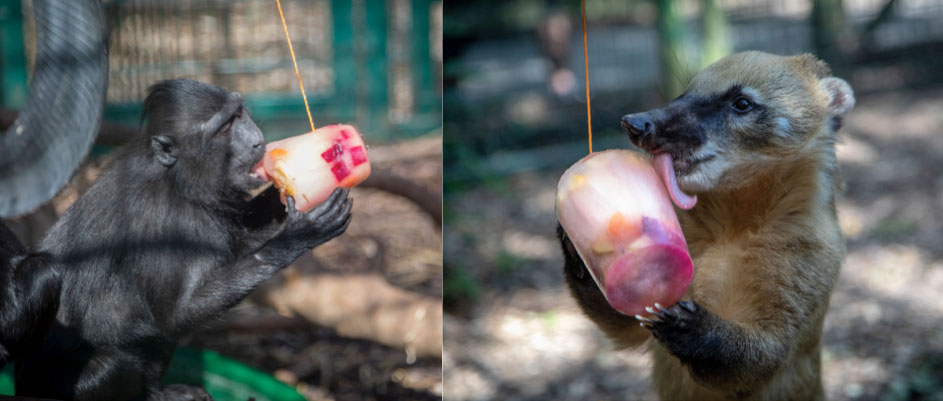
[621, 99, 711, 178]
[621, 51, 855, 194]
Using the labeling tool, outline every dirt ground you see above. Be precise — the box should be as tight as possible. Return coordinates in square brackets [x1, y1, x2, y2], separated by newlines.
[442, 87, 943, 401]
[7, 135, 443, 401]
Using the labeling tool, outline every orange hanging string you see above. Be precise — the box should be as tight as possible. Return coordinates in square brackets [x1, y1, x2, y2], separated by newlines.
[275, 0, 316, 133]
[581, 0, 592, 154]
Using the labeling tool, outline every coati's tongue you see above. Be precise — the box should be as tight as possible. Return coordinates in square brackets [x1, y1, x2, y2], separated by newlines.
[652, 153, 697, 210]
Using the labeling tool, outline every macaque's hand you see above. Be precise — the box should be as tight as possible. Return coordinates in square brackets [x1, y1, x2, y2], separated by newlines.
[259, 188, 352, 266]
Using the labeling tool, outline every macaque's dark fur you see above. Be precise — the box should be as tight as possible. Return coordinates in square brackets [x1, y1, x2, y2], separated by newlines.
[15, 79, 352, 401]
[0, 222, 60, 369]
[561, 52, 854, 400]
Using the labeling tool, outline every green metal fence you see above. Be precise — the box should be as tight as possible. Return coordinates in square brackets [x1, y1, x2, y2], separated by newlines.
[1, 0, 442, 143]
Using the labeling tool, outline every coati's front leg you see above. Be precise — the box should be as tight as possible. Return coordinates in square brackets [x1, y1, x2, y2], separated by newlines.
[556, 224, 650, 347]
[637, 300, 786, 393]
[560, 220, 793, 393]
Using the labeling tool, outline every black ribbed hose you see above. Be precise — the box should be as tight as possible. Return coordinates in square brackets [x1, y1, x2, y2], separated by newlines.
[0, 0, 108, 217]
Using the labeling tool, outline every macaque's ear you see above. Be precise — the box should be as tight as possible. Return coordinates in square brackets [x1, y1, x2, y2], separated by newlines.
[819, 77, 855, 117]
[151, 135, 177, 167]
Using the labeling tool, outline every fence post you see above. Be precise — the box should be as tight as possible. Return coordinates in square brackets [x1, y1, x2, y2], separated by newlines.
[412, 0, 434, 116]
[331, 0, 356, 126]
[364, 0, 389, 139]
[0, 0, 27, 109]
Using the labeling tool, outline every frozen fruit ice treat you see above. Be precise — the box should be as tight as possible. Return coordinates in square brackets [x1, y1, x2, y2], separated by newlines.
[254, 124, 371, 211]
[556, 150, 693, 316]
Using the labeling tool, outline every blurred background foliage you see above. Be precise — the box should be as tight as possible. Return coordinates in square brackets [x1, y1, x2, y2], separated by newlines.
[444, 0, 940, 185]
[443, 1, 943, 400]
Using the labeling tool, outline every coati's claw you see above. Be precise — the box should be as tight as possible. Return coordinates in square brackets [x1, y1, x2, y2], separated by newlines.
[644, 303, 675, 321]
[642, 300, 711, 354]
[654, 302, 671, 315]
[635, 314, 658, 324]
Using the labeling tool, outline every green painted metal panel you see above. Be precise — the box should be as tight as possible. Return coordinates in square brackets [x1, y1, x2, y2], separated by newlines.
[411, 0, 434, 112]
[0, 0, 28, 109]
[0, 348, 305, 401]
[364, 0, 389, 138]
[331, 0, 355, 126]
[105, 94, 353, 139]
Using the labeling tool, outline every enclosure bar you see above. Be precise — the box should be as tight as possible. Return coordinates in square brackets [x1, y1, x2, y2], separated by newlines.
[0, 0, 28, 108]
[275, 0, 316, 132]
[581, 0, 592, 154]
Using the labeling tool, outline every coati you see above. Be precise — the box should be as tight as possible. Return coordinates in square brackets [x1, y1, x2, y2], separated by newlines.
[558, 51, 854, 400]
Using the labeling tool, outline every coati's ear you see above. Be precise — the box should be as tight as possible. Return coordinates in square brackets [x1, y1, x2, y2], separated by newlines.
[819, 77, 855, 117]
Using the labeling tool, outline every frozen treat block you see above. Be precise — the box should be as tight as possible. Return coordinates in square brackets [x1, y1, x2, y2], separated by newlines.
[254, 124, 371, 211]
[556, 150, 693, 316]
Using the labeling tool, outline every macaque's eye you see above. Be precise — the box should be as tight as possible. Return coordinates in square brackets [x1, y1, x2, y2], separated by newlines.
[220, 117, 235, 136]
[732, 97, 753, 113]
[217, 106, 244, 136]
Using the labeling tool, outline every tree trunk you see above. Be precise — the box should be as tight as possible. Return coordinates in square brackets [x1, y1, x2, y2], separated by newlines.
[700, 0, 731, 68]
[655, 0, 688, 100]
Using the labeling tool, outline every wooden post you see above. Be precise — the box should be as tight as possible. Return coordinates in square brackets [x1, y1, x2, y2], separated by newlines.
[812, 0, 846, 72]
[655, 0, 688, 100]
[700, 0, 731, 68]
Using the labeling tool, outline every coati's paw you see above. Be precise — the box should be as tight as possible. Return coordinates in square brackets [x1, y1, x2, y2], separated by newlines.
[636, 300, 711, 354]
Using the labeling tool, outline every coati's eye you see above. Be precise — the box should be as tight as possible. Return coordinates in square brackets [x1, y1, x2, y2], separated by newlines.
[732, 97, 753, 113]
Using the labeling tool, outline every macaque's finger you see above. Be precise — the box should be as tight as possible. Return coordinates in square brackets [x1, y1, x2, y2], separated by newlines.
[285, 196, 297, 214]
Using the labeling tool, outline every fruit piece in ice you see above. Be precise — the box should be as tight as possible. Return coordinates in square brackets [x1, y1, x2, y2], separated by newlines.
[604, 242, 693, 315]
[556, 149, 693, 316]
[608, 212, 642, 243]
[254, 124, 371, 211]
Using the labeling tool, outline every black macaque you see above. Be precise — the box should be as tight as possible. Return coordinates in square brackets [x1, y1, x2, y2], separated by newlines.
[14, 79, 352, 401]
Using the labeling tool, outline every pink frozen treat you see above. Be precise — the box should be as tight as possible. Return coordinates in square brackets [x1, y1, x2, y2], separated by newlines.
[254, 124, 371, 212]
[556, 150, 694, 316]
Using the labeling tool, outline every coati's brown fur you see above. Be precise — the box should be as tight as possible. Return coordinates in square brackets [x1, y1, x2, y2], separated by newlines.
[559, 51, 854, 400]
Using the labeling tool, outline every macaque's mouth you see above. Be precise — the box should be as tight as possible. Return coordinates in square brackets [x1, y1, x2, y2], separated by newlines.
[246, 158, 269, 189]
[249, 164, 268, 182]
[248, 139, 269, 181]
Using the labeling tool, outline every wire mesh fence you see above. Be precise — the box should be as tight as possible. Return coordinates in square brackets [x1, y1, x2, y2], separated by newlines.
[15, 0, 442, 142]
